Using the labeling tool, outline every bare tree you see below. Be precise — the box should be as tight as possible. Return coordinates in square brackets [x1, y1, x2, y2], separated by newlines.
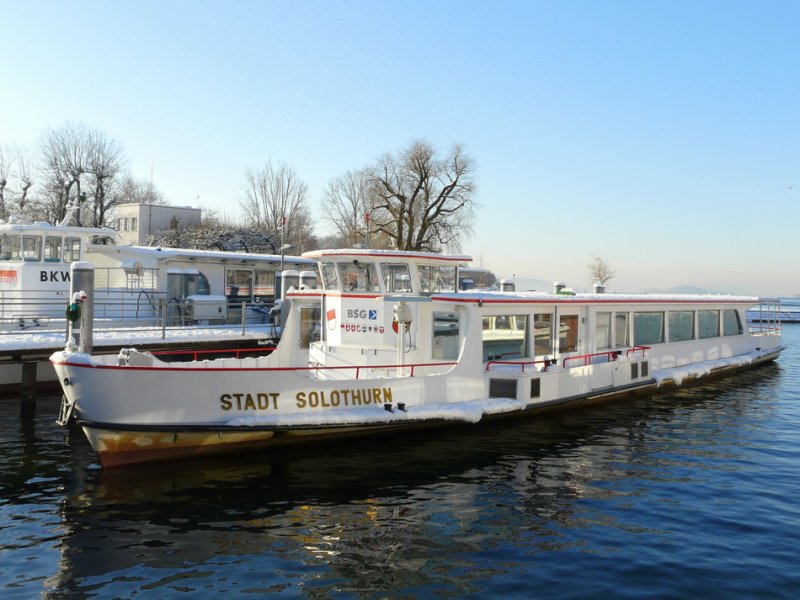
[367, 140, 476, 252]
[87, 130, 125, 226]
[241, 160, 314, 252]
[12, 145, 35, 212]
[588, 255, 616, 286]
[0, 144, 10, 220]
[38, 122, 93, 224]
[108, 173, 166, 207]
[321, 169, 383, 247]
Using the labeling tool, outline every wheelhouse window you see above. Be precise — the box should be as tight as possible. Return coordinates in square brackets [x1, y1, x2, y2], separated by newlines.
[482, 314, 528, 362]
[669, 310, 695, 342]
[698, 310, 720, 339]
[595, 312, 612, 349]
[419, 265, 456, 294]
[559, 315, 579, 353]
[339, 261, 379, 292]
[44, 236, 62, 262]
[534, 314, 553, 355]
[723, 309, 743, 336]
[0, 235, 21, 260]
[22, 235, 42, 261]
[320, 262, 338, 290]
[63, 237, 81, 262]
[433, 311, 460, 360]
[381, 263, 412, 293]
[634, 312, 664, 345]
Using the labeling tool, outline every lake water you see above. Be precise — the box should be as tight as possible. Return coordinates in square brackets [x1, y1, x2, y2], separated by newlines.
[1, 327, 799, 599]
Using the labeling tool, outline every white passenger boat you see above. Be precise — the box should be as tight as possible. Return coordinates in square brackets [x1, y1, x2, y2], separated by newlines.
[0, 216, 315, 332]
[51, 249, 784, 468]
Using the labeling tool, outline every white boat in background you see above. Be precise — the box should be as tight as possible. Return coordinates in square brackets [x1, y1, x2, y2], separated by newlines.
[746, 298, 800, 324]
[0, 217, 316, 332]
[51, 248, 784, 468]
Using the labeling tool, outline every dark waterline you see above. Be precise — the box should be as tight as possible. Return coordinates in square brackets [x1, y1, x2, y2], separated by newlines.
[1, 327, 799, 599]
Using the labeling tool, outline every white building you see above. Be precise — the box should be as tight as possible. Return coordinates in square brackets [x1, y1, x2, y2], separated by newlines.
[114, 203, 202, 245]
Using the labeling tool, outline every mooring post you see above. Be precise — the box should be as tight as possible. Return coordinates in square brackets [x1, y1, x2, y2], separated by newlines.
[71, 262, 96, 354]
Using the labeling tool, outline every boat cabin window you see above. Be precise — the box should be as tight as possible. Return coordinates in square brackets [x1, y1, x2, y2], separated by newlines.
[482, 314, 528, 361]
[534, 314, 553, 355]
[433, 311, 460, 360]
[634, 311, 665, 345]
[381, 263, 412, 293]
[320, 262, 338, 290]
[698, 310, 720, 339]
[22, 235, 42, 261]
[722, 309, 743, 336]
[559, 315, 579, 353]
[419, 265, 457, 295]
[339, 261, 379, 292]
[595, 312, 612, 350]
[0, 234, 21, 261]
[669, 311, 695, 342]
[254, 269, 275, 300]
[169, 270, 211, 300]
[63, 237, 81, 262]
[615, 313, 630, 348]
[44, 236, 62, 262]
[226, 269, 252, 302]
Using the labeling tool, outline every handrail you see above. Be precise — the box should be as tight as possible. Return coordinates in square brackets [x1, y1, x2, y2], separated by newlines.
[626, 345, 650, 358]
[485, 359, 552, 373]
[562, 350, 621, 368]
[152, 346, 278, 361]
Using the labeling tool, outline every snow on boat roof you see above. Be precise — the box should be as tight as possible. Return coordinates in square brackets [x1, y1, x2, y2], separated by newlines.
[0, 220, 115, 237]
[303, 248, 472, 264]
[96, 245, 317, 265]
[437, 290, 762, 304]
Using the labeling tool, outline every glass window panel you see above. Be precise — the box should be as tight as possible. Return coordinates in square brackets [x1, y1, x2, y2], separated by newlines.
[320, 262, 338, 290]
[381, 263, 412, 293]
[698, 310, 720, 338]
[559, 315, 579, 353]
[22, 235, 42, 261]
[419, 265, 456, 294]
[615, 313, 629, 348]
[44, 236, 62, 262]
[669, 310, 695, 342]
[0, 235, 21, 260]
[339, 261, 379, 292]
[534, 314, 553, 355]
[226, 269, 253, 302]
[595, 312, 612, 349]
[253, 270, 275, 300]
[63, 238, 81, 262]
[483, 314, 528, 361]
[722, 309, 743, 336]
[433, 312, 460, 360]
[634, 312, 664, 345]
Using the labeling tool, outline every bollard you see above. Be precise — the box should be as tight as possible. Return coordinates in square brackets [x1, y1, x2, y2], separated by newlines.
[71, 262, 95, 354]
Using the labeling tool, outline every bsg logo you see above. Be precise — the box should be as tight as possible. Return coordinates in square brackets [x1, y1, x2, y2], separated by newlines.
[346, 309, 378, 320]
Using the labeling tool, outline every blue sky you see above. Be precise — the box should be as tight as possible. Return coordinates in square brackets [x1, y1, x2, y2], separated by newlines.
[2, 0, 798, 295]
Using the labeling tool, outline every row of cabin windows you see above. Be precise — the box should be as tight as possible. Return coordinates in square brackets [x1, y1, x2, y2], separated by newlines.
[0, 235, 82, 262]
[473, 308, 744, 363]
[320, 261, 457, 294]
[626, 309, 743, 346]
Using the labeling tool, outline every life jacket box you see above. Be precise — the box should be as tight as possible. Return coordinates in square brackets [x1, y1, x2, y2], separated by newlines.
[183, 295, 228, 322]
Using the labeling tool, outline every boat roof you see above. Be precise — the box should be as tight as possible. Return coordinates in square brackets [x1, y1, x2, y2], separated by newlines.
[0, 220, 115, 238]
[436, 290, 762, 304]
[303, 248, 472, 264]
[95, 245, 317, 266]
